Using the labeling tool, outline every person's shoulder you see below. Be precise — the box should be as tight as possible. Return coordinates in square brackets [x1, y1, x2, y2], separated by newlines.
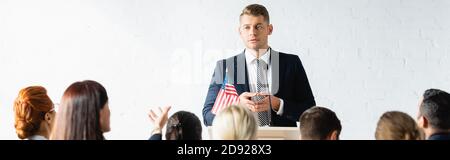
[226, 52, 244, 61]
[215, 52, 244, 64]
[27, 135, 48, 140]
[212, 52, 243, 70]
[276, 51, 301, 62]
[149, 133, 163, 140]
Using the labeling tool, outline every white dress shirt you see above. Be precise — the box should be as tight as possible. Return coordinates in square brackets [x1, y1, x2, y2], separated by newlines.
[244, 48, 284, 115]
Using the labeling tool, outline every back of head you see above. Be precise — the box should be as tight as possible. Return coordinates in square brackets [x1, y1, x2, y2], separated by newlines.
[165, 111, 202, 140]
[14, 86, 53, 139]
[420, 89, 450, 130]
[212, 105, 257, 140]
[375, 111, 422, 140]
[299, 106, 341, 140]
[51, 80, 108, 140]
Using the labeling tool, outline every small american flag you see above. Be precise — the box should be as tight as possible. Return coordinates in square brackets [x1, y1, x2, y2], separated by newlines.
[211, 76, 239, 114]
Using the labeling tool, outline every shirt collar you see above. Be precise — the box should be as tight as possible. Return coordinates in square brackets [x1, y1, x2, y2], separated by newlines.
[245, 48, 271, 65]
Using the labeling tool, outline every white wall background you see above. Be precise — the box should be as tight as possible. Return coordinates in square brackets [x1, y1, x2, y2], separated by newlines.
[1, 0, 449, 140]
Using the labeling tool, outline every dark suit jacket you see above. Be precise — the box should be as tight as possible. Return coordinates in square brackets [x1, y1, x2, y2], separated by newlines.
[202, 49, 315, 127]
[149, 133, 162, 140]
[428, 133, 450, 140]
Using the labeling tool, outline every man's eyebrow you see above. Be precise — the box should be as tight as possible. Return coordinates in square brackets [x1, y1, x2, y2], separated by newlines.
[241, 23, 264, 26]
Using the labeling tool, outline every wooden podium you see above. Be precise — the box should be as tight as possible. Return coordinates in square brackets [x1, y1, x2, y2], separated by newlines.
[207, 126, 299, 140]
[256, 127, 299, 140]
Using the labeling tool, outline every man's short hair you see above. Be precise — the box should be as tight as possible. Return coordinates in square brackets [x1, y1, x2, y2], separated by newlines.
[420, 89, 450, 129]
[299, 106, 342, 140]
[240, 4, 270, 23]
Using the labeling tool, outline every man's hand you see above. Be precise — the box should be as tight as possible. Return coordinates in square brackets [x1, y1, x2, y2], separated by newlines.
[239, 92, 257, 111]
[148, 106, 171, 134]
[239, 92, 281, 112]
[258, 93, 281, 112]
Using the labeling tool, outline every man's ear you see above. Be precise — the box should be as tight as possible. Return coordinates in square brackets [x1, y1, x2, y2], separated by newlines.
[238, 26, 242, 35]
[327, 130, 339, 140]
[268, 24, 273, 35]
[422, 116, 428, 128]
[417, 116, 428, 128]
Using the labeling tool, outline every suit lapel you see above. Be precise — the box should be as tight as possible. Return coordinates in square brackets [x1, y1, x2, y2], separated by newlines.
[233, 51, 249, 95]
[270, 49, 281, 95]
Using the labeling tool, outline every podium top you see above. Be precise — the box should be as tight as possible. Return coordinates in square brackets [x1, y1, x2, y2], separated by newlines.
[207, 126, 299, 140]
[256, 127, 299, 140]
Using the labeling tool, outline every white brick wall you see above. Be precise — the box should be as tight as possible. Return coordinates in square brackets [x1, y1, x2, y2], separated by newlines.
[0, 0, 449, 139]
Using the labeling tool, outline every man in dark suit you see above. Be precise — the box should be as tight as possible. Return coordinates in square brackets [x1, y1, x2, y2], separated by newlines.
[202, 4, 315, 127]
[417, 89, 450, 140]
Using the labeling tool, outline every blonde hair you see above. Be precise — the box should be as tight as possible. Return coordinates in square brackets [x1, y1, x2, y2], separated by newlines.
[14, 86, 53, 139]
[375, 111, 422, 140]
[212, 105, 258, 140]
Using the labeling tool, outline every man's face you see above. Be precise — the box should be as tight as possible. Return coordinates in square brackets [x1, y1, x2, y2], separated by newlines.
[239, 15, 273, 51]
